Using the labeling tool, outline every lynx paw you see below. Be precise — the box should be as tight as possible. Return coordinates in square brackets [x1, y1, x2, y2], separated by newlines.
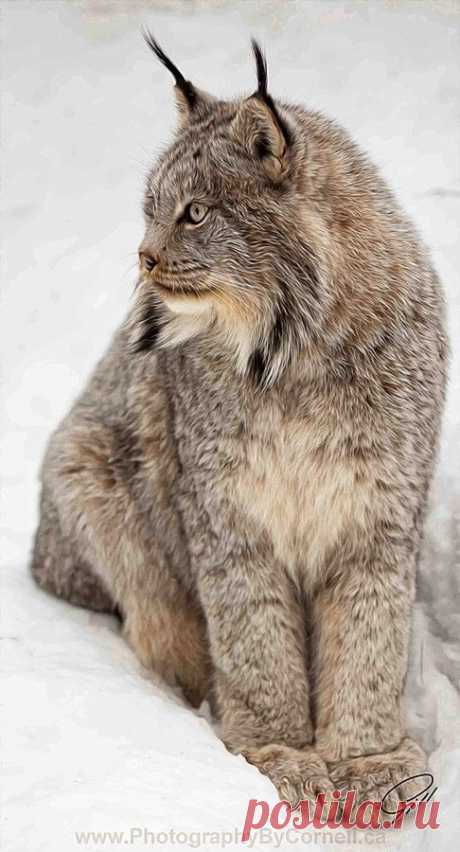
[244, 744, 335, 807]
[328, 737, 428, 820]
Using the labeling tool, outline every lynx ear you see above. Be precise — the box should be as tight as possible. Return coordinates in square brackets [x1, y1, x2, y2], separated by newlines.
[143, 30, 215, 128]
[173, 85, 217, 129]
[231, 40, 292, 181]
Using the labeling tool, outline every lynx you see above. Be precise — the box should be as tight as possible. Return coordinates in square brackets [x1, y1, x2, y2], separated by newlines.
[31, 36, 447, 810]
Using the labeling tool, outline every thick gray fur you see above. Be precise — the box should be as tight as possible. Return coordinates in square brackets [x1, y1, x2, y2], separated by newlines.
[31, 38, 447, 808]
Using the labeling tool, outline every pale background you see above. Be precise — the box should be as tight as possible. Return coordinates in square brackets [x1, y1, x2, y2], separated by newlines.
[1, 1, 459, 850]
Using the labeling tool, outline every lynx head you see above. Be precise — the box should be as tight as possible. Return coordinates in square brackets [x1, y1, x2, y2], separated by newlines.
[136, 34, 331, 388]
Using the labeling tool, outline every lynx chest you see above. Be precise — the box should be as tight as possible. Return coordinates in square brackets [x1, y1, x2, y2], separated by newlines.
[224, 397, 374, 584]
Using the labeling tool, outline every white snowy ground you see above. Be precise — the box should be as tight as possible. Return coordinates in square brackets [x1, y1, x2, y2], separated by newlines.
[1, 1, 459, 850]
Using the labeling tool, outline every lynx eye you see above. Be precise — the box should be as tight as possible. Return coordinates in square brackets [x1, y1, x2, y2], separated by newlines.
[184, 202, 208, 225]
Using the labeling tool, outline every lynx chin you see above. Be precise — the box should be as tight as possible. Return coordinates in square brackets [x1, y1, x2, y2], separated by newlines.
[31, 35, 447, 809]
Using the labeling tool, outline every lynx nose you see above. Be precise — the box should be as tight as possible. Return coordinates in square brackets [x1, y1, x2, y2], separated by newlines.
[139, 250, 159, 272]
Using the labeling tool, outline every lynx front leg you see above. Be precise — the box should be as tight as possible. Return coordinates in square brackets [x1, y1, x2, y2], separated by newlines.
[313, 533, 427, 808]
[198, 551, 333, 804]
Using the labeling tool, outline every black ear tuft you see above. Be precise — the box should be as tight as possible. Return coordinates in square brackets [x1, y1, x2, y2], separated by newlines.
[251, 39, 268, 98]
[249, 37, 292, 149]
[143, 29, 196, 108]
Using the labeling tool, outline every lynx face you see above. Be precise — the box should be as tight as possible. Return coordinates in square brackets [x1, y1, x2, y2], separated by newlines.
[135, 36, 325, 387]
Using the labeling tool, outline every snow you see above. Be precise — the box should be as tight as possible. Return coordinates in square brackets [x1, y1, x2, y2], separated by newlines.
[1, 1, 459, 850]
